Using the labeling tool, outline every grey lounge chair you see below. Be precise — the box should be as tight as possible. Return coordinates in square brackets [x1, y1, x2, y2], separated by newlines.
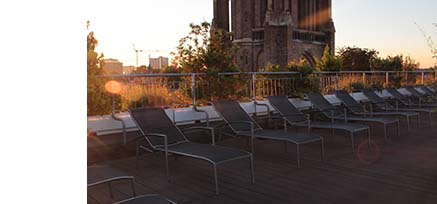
[306, 93, 399, 142]
[267, 96, 370, 153]
[129, 107, 254, 195]
[386, 88, 436, 126]
[405, 86, 437, 104]
[88, 165, 177, 204]
[387, 88, 437, 108]
[418, 86, 437, 98]
[335, 90, 409, 135]
[212, 100, 324, 168]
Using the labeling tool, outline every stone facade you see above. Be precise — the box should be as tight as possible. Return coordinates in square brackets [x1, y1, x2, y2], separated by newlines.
[213, 0, 335, 71]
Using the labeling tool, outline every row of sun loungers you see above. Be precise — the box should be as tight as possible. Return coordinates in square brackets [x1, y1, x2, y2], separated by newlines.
[88, 85, 437, 202]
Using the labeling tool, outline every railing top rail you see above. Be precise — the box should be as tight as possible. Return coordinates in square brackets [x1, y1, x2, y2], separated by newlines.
[96, 70, 435, 78]
[98, 71, 301, 78]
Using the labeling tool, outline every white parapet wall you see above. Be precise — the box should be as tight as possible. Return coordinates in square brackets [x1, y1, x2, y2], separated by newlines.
[87, 89, 405, 136]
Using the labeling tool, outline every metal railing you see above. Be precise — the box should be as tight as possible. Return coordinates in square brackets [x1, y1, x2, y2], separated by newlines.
[97, 70, 437, 113]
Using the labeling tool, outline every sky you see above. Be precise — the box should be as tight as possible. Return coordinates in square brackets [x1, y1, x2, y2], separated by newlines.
[87, 0, 437, 68]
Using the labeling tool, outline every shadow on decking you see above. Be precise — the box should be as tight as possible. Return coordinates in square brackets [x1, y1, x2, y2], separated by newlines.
[88, 118, 437, 204]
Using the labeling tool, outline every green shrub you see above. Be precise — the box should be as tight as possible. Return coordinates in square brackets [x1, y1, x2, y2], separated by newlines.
[316, 45, 343, 72]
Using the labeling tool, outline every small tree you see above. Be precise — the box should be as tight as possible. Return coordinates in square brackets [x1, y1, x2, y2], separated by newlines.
[316, 45, 343, 72]
[87, 23, 121, 116]
[171, 22, 243, 102]
[338, 46, 378, 71]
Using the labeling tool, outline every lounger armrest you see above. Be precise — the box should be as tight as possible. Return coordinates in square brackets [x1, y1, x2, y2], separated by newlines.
[144, 133, 169, 150]
[181, 127, 216, 145]
[254, 101, 271, 116]
[193, 106, 210, 127]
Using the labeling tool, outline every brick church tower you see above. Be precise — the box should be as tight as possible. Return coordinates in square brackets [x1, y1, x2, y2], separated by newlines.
[213, 0, 335, 71]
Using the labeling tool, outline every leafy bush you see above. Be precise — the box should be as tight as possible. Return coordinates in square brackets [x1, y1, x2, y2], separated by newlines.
[316, 46, 343, 72]
[349, 82, 366, 92]
[287, 60, 314, 77]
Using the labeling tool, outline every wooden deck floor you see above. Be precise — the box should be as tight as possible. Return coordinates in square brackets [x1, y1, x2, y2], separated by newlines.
[88, 121, 437, 204]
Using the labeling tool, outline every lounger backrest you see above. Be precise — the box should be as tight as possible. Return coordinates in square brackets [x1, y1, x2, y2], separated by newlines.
[421, 86, 435, 96]
[306, 93, 342, 117]
[362, 90, 393, 109]
[212, 100, 262, 132]
[129, 107, 187, 147]
[405, 87, 423, 98]
[386, 88, 409, 104]
[267, 96, 307, 122]
[334, 90, 364, 113]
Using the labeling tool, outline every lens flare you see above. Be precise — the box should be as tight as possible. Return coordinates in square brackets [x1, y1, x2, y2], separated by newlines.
[105, 80, 122, 94]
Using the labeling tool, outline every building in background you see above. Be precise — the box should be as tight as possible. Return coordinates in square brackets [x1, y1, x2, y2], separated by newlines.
[213, 0, 335, 71]
[149, 56, 169, 70]
[123, 66, 136, 74]
[103, 58, 123, 75]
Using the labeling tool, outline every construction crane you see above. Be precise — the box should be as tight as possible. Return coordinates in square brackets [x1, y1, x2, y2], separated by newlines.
[132, 44, 143, 68]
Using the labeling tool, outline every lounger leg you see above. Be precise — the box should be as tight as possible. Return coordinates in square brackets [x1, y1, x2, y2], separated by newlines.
[321, 138, 325, 161]
[250, 156, 255, 184]
[406, 116, 411, 132]
[213, 164, 219, 195]
[397, 121, 401, 138]
[296, 144, 301, 168]
[350, 132, 355, 153]
[131, 178, 136, 197]
[367, 129, 371, 149]
[165, 152, 170, 182]
[108, 182, 114, 200]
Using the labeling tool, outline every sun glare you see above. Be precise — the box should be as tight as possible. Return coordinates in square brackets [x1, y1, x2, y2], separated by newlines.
[105, 80, 122, 94]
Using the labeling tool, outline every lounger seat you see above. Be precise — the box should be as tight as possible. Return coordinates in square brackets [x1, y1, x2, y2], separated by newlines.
[88, 165, 134, 187]
[299, 121, 369, 133]
[334, 115, 399, 124]
[155, 143, 251, 164]
[240, 129, 322, 144]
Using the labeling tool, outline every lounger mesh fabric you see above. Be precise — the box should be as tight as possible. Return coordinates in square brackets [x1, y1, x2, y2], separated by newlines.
[155, 143, 250, 163]
[267, 96, 307, 122]
[336, 90, 417, 117]
[334, 91, 366, 113]
[213, 100, 322, 142]
[129, 108, 186, 147]
[212, 100, 262, 131]
[387, 88, 437, 108]
[307, 93, 398, 124]
[267, 95, 369, 133]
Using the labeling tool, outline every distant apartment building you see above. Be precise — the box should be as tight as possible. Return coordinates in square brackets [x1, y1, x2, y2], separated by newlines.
[149, 56, 169, 69]
[103, 58, 123, 75]
[123, 66, 136, 74]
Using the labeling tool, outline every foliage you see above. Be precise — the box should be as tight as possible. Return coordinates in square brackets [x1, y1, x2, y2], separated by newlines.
[417, 22, 437, 67]
[171, 22, 243, 101]
[338, 46, 378, 71]
[349, 82, 366, 92]
[87, 29, 121, 116]
[316, 45, 343, 72]
[371, 55, 403, 71]
[287, 60, 320, 98]
[264, 63, 281, 72]
[131, 65, 149, 74]
[287, 59, 314, 77]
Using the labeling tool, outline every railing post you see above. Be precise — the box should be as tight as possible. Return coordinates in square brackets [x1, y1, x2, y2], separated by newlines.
[191, 74, 196, 106]
[421, 71, 425, 85]
[385, 72, 389, 87]
[252, 73, 257, 100]
[362, 72, 366, 84]
[335, 73, 339, 91]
